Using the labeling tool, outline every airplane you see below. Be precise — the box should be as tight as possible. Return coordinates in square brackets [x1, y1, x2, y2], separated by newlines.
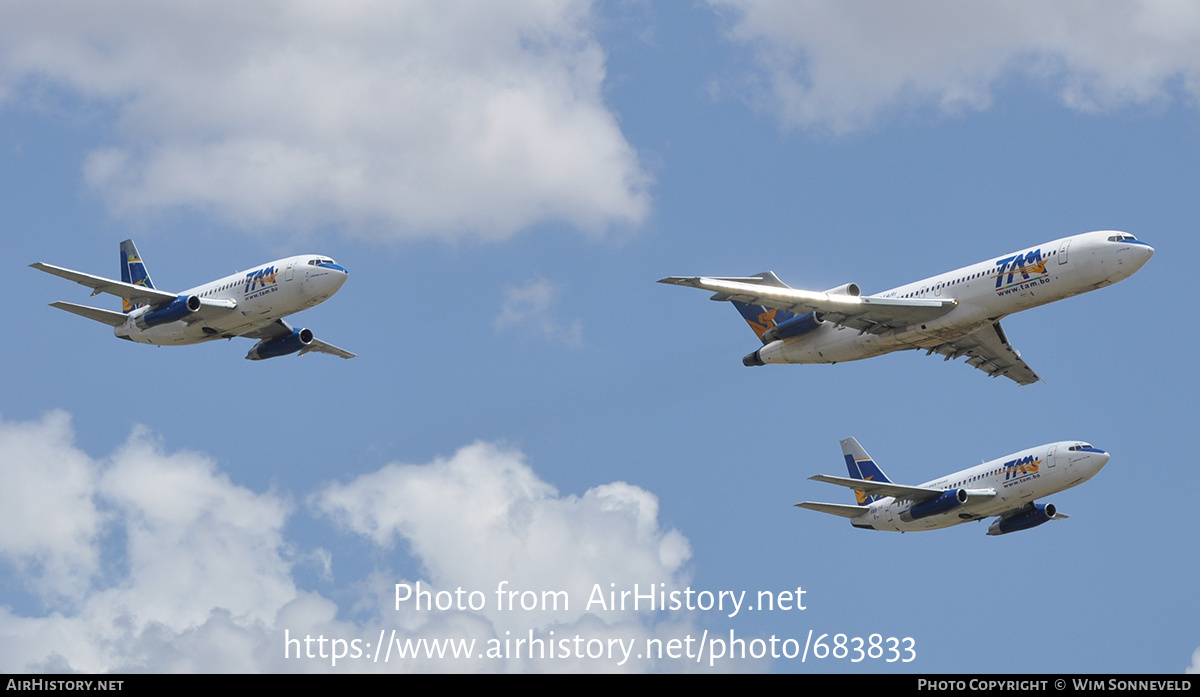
[31, 239, 355, 361]
[796, 437, 1109, 535]
[659, 230, 1153, 384]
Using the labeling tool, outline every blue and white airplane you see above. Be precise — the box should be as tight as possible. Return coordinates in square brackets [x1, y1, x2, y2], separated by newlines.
[797, 437, 1109, 535]
[660, 230, 1153, 384]
[32, 239, 355, 361]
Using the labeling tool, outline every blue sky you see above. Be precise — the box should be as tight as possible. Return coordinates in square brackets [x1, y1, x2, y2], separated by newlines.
[1, 1, 1196, 673]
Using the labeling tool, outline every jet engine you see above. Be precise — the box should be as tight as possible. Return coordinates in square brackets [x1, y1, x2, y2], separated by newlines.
[135, 295, 200, 329]
[900, 489, 967, 522]
[755, 283, 859, 344]
[246, 328, 314, 360]
[822, 283, 860, 297]
[987, 503, 1058, 536]
[761, 311, 823, 343]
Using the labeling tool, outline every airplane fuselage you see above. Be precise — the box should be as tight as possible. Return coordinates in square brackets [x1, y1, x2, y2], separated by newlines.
[851, 441, 1109, 533]
[754, 230, 1153, 365]
[116, 255, 348, 345]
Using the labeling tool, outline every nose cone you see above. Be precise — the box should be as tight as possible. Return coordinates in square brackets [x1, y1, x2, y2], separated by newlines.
[1085, 448, 1111, 475]
[1128, 239, 1155, 270]
[318, 261, 349, 291]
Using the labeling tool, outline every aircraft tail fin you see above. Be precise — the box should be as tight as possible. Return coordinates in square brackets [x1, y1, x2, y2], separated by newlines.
[716, 271, 798, 344]
[119, 239, 155, 313]
[840, 437, 892, 505]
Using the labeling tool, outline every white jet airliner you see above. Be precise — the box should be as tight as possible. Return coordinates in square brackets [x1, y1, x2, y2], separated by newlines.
[659, 230, 1153, 384]
[32, 239, 355, 361]
[797, 437, 1109, 535]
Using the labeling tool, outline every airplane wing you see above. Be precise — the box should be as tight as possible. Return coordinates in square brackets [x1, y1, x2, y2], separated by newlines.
[794, 501, 871, 519]
[921, 321, 1040, 385]
[31, 262, 178, 307]
[241, 319, 356, 359]
[304, 338, 357, 359]
[808, 474, 946, 502]
[658, 276, 956, 334]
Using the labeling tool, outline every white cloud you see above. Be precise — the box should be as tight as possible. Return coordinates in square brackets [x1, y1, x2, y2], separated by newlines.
[313, 442, 691, 632]
[0, 1, 650, 240]
[710, 0, 1200, 133]
[494, 278, 584, 346]
[0, 411, 101, 603]
[0, 414, 711, 672]
[1188, 646, 1200, 673]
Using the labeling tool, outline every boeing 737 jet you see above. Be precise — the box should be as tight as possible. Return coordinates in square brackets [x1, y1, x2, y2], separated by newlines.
[32, 239, 355, 361]
[660, 230, 1153, 384]
[797, 437, 1109, 535]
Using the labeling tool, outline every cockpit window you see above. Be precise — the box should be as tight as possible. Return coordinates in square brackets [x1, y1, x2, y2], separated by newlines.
[1107, 233, 1137, 242]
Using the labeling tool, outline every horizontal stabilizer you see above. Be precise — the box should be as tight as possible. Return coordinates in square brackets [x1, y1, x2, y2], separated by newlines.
[49, 301, 127, 327]
[795, 501, 870, 519]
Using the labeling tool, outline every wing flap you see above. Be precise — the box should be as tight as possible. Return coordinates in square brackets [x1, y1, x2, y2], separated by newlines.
[32, 262, 178, 307]
[658, 276, 956, 330]
[300, 339, 356, 359]
[809, 474, 945, 502]
[923, 321, 1039, 385]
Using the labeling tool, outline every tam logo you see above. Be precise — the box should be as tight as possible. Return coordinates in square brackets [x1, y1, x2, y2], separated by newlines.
[244, 266, 279, 295]
[993, 249, 1048, 291]
[1003, 455, 1041, 482]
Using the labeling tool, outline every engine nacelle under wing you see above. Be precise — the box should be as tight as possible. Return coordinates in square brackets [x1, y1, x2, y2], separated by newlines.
[987, 503, 1059, 536]
[135, 295, 200, 329]
[900, 489, 967, 522]
[246, 328, 314, 360]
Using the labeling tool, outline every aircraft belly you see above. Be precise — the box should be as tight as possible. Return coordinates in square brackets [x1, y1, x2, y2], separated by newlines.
[773, 327, 904, 364]
[126, 321, 215, 346]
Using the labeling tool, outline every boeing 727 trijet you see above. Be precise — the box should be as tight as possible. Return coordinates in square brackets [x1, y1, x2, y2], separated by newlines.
[660, 230, 1152, 384]
[797, 437, 1109, 535]
[32, 239, 355, 361]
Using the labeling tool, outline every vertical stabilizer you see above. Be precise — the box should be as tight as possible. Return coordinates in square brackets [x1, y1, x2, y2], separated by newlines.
[840, 437, 892, 505]
[119, 239, 155, 313]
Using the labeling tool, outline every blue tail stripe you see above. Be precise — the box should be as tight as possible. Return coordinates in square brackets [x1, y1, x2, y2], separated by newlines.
[730, 301, 797, 343]
[844, 453, 863, 479]
[119, 239, 155, 313]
